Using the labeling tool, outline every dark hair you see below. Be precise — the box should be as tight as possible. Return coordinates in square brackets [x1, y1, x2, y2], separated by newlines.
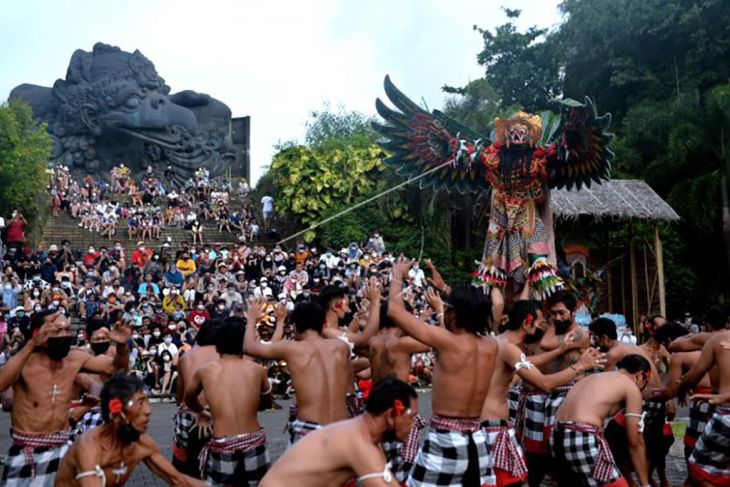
[654, 322, 688, 345]
[589, 317, 617, 340]
[365, 376, 418, 415]
[215, 317, 244, 355]
[447, 284, 491, 335]
[30, 309, 55, 335]
[100, 374, 144, 422]
[195, 320, 220, 346]
[506, 300, 540, 331]
[379, 300, 412, 330]
[291, 301, 326, 334]
[616, 354, 651, 374]
[703, 305, 727, 330]
[317, 285, 347, 309]
[648, 314, 665, 327]
[86, 318, 108, 337]
[546, 290, 578, 312]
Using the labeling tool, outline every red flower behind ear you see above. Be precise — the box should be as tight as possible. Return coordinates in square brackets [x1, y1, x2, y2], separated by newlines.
[394, 399, 405, 416]
[109, 398, 123, 415]
[525, 314, 534, 326]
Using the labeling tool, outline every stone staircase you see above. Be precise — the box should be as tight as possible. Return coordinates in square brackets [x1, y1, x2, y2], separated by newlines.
[40, 194, 273, 254]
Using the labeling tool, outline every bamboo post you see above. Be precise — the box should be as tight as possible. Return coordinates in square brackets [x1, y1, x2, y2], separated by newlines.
[620, 255, 626, 318]
[629, 223, 639, 329]
[607, 228, 613, 313]
[643, 242, 651, 314]
[655, 224, 667, 317]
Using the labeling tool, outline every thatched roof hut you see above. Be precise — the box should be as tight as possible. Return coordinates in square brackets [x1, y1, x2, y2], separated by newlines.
[551, 179, 680, 223]
[549, 179, 679, 325]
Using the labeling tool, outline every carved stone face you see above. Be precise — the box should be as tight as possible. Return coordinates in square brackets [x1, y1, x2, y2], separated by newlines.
[12, 42, 234, 184]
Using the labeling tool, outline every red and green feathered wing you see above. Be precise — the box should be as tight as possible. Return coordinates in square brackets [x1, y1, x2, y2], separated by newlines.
[372, 75, 491, 193]
[545, 97, 615, 190]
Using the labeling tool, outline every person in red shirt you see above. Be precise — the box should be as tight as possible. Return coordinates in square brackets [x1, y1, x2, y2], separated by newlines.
[188, 301, 211, 331]
[81, 245, 100, 274]
[131, 241, 153, 269]
[6, 211, 26, 251]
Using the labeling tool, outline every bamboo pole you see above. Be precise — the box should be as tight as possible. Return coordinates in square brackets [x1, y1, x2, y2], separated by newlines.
[655, 224, 667, 317]
[607, 228, 613, 313]
[643, 242, 651, 314]
[629, 223, 639, 329]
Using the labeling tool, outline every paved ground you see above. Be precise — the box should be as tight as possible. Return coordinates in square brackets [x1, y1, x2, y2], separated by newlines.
[0, 390, 689, 486]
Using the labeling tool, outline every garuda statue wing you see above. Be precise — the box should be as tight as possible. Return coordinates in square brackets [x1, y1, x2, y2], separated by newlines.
[372, 75, 491, 193]
[545, 97, 614, 190]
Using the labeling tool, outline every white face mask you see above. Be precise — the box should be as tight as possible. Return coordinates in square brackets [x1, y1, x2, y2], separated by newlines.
[163, 355, 171, 362]
[164, 336, 172, 344]
[152, 331, 161, 338]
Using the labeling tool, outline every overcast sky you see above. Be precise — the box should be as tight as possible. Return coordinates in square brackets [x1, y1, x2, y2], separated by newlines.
[0, 0, 561, 183]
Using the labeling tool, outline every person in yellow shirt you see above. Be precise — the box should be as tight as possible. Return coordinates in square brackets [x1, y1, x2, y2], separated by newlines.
[162, 288, 186, 313]
[176, 253, 196, 276]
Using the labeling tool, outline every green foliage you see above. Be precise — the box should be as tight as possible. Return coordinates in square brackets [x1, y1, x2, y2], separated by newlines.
[471, 8, 563, 112]
[0, 100, 52, 221]
[304, 103, 377, 150]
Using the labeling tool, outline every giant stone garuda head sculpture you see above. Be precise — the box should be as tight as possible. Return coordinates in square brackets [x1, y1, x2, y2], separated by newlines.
[9, 42, 235, 185]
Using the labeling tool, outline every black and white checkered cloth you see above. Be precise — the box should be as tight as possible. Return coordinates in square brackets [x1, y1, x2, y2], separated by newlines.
[382, 440, 409, 483]
[518, 388, 547, 454]
[549, 421, 624, 487]
[406, 415, 495, 487]
[507, 382, 522, 425]
[200, 429, 269, 487]
[287, 418, 322, 446]
[71, 407, 104, 440]
[481, 419, 528, 482]
[173, 406, 196, 451]
[688, 405, 730, 485]
[642, 399, 667, 471]
[1, 430, 71, 487]
[685, 397, 713, 455]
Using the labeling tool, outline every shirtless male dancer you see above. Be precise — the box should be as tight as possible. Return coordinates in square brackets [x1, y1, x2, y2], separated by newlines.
[589, 318, 667, 487]
[184, 317, 273, 486]
[56, 374, 206, 487]
[550, 354, 651, 487]
[261, 376, 418, 487]
[481, 300, 605, 487]
[172, 320, 220, 477]
[388, 260, 498, 487]
[243, 297, 353, 444]
[518, 291, 592, 487]
[0, 310, 130, 487]
[678, 328, 730, 486]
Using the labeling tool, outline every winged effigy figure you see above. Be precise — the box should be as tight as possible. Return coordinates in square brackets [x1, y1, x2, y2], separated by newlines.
[373, 76, 614, 298]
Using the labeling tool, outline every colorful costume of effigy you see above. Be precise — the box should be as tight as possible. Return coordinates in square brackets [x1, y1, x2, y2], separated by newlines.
[374, 76, 613, 298]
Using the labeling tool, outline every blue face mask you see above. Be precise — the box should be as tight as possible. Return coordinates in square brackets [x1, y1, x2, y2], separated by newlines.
[17, 311, 25, 318]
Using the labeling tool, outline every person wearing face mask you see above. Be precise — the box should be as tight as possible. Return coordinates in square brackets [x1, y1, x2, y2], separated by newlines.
[131, 241, 154, 270]
[7, 306, 31, 341]
[223, 283, 243, 309]
[188, 301, 211, 331]
[548, 355, 652, 487]
[588, 318, 668, 487]
[57, 374, 207, 487]
[0, 310, 130, 486]
[515, 290, 592, 486]
[158, 331, 180, 360]
[210, 299, 230, 321]
[253, 277, 273, 299]
[479, 300, 604, 487]
[163, 287, 186, 314]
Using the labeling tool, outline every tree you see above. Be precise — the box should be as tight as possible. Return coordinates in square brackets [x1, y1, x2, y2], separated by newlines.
[470, 8, 563, 112]
[0, 100, 52, 220]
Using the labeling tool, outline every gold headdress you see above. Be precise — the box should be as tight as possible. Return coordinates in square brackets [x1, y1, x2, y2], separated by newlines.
[493, 111, 543, 145]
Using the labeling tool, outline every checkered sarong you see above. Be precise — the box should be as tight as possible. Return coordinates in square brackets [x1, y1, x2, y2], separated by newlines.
[507, 382, 522, 425]
[288, 418, 322, 446]
[173, 405, 196, 451]
[481, 419, 528, 482]
[685, 388, 714, 453]
[517, 387, 547, 454]
[199, 429, 269, 487]
[1, 430, 70, 486]
[688, 405, 730, 485]
[542, 382, 574, 445]
[71, 407, 104, 440]
[407, 415, 494, 487]
[383, 414, 427, 483]
[549, 421, 623, 487]
[642, 399, 667, 470]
